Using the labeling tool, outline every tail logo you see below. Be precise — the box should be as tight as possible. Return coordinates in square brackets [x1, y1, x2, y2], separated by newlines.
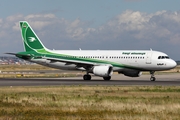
[23, 25, 27, 28]
[28, 37, 36, 42]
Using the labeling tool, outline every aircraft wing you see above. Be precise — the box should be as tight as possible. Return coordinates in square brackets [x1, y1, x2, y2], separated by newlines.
[44, 57, 99, 69]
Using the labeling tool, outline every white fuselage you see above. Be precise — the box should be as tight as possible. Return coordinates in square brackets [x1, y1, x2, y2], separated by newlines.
[14, 21, 177, 81]
[30, 50, 177, 72]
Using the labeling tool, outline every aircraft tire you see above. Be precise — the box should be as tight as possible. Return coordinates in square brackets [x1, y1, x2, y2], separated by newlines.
[83, 75, 91, 80]
[150, 77, 156, 81]
[103, 76, 111, 80]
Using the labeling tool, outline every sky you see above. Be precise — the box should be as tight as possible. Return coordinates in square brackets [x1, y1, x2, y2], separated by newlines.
[1, 0, 180, 60]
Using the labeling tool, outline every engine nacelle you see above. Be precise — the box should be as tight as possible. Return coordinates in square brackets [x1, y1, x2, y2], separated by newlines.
[120, 70, 142, 77]
[93, 65, 113, 77]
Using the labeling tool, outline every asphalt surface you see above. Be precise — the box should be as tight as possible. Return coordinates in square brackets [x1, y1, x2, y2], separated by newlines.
[0, 74, 180, 86]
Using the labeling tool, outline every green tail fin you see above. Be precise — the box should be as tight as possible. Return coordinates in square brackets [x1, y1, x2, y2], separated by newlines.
[20, 21, 46, 52]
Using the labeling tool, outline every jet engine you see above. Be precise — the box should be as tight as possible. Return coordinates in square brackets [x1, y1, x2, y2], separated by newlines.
[93, 65, 113, 77]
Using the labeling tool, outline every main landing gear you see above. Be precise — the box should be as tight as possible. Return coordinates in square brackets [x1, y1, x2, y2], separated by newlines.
[83, 74, 111, 81]
[103, 76, 111, 81]
[150, 71, 156, 81]
[83, 74, 91, 80]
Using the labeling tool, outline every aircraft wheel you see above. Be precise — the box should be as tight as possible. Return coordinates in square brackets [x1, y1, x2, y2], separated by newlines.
[150, 77, 156, 81]
[83, 75, 91, 80]
[150, 71, 156, 81]
[103, 76, 111, 81]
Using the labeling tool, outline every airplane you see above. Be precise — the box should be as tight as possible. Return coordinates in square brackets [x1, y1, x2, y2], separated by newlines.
[6, 21, 177, 81]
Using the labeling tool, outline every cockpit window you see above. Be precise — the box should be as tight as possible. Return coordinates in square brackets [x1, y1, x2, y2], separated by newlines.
[158, 56, 170, 59]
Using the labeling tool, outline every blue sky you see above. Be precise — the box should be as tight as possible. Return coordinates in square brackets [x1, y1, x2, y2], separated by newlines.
[1, 0, 180, 60]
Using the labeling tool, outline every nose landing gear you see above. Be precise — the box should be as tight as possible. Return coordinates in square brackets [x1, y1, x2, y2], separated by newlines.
[150, 71, 156, 81]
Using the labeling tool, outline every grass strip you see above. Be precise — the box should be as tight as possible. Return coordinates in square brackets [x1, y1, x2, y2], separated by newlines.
[0, 86, 180, 119]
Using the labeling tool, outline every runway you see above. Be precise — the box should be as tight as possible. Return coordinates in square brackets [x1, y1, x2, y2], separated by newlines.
[0, 74, 180, 86]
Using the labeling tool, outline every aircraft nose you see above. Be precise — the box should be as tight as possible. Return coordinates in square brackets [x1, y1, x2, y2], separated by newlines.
[169, 59, 177, 69]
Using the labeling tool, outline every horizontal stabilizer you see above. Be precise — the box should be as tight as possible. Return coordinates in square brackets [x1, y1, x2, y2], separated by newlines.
[5, 53, 17, 55]
[5, 53, 31, 60]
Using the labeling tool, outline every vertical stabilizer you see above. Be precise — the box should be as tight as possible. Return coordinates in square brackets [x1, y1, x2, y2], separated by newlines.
[20, 21, 47, 52]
